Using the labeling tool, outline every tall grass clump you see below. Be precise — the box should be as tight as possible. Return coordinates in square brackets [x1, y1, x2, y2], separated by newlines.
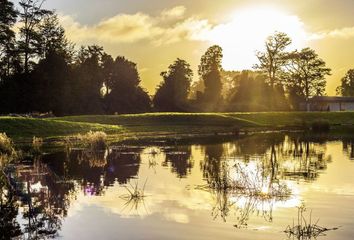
[78, 131, 107, 151]
[31, 136, 43, 155]
[311, 119, 330, 132]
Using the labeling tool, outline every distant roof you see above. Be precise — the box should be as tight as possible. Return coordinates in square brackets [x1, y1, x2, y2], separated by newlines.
[309, 96, 354, 103]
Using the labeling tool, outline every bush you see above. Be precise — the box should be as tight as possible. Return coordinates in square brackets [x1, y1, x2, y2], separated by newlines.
[311, 119, 330, 132]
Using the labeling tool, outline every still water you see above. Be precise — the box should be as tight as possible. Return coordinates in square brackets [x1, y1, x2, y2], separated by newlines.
[3, 133, 354, 239]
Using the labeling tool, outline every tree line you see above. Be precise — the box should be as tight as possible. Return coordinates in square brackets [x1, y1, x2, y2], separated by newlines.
[0, 0, 352, 115]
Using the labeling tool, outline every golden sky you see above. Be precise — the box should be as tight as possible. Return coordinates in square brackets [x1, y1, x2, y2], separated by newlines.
[35, 0, 354, 95]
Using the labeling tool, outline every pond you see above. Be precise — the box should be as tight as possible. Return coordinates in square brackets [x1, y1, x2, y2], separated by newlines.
[1, 132, 354, 239]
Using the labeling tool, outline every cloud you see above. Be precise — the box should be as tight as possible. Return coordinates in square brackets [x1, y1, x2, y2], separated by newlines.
[161, 6, 186, 19]
[58, 6, 211, 46]
[310, 27, 354, 40]
[196, 7, 309, 70]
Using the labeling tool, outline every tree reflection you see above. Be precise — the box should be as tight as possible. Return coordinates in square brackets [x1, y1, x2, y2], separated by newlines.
[200, 134, 332, 227]
[0, 166, 22, 239]
[343, 139, 354, 160]
[164, 146, 193, 178]
[11, 157, 76, 239]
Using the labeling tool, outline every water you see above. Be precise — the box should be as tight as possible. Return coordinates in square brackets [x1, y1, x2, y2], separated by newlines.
[2, 133, 354, 239]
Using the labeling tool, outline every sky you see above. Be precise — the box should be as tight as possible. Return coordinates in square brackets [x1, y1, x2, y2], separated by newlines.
[15, 0, 354, 95]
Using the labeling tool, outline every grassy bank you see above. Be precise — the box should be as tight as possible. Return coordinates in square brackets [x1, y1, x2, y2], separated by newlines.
[0, 117, 122, 141]
[58, 112, 354, 128]
[1, 112, 354, 142]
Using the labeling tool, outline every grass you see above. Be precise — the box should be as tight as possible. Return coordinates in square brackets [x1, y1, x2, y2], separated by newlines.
[0, 117, 122, 141]
[1, 112, 354, 143]
[58, 112, 354, 128]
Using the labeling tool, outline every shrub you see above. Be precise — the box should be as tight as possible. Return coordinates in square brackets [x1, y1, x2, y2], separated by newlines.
[311, 119, 330, 132]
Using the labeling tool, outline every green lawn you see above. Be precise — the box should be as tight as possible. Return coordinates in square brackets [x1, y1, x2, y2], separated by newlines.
[58, 112, 354, 128]
[0, 117, 122, 140]
[1, 112, 354, 142]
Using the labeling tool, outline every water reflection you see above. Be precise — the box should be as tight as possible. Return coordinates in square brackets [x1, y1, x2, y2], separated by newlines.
[1, 133, 353, 239]
[343, 139, 354, 160]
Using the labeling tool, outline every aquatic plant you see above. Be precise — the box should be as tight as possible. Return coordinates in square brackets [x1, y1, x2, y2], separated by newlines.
[120, 179, 148, 213]
[285, 203, 338, 239]
[121, 179, 147, 200]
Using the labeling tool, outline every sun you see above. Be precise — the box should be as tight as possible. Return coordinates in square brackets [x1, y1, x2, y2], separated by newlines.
[205, 6, 308, 70]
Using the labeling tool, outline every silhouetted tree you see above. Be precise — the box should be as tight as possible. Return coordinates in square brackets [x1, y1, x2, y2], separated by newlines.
[229, 71, 271, 111]
[38, 14, 74, 61]
[71, 45, 105, 114]
[284, 48, 331, 110]
[198, 45, 223, 110]
[0, 0, 18, 80]
[336, 69, 354, 96]
[105, 56, 151, 113]
[153, 58, 193, 111]
[30, 51, 73, 115]
[255, 32, 291, 88]
[18, 0, 52, 73]
[254, 32, 291, 110]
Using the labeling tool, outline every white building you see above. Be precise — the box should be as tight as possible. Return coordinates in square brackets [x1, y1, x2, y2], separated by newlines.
[305, 96, 354, 112]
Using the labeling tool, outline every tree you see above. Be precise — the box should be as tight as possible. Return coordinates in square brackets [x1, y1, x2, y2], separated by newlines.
[0, 0, 18, 79]
[105, 56, 151, 114]
[284, 47, 331, 110]
[336, 69, 354, 96]
[198, 45, 223, 109]
[18, 0, 52, 73]
[71, 45, 105, 114]
[254, 32, 292, 88]
[29, 50, 73, 115]
[38, 14, 74, 61]
[153, 58, 193, 111]
[229, 71, 268, 111]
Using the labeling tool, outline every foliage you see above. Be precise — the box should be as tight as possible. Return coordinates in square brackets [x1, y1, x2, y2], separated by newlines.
[198, 45, 223, 109]
[336, 69, 354, 96]
[18, 0, 53, 73]
[228, 70, 289, 111]
[154, 58, 193, 111]
[104, 56, 151, 114]
[0, 0, 18, 80]
[38, 13, 74, 61]
[284, 47, 331, 101]
[254, 32, 291, 88]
